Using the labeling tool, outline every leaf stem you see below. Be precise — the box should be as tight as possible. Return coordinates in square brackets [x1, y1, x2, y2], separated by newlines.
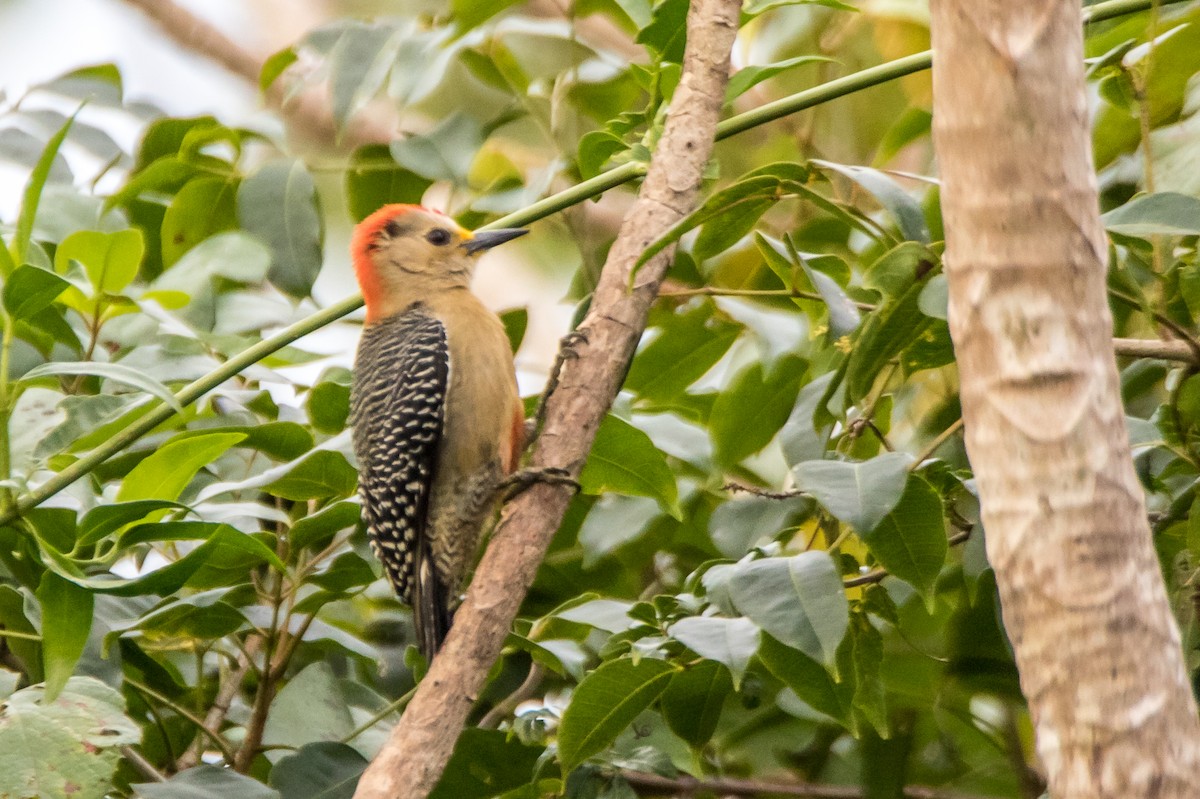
[0, 312, 13, 516]
[125, 674, 238, 763]
[340, 686, 418, 744]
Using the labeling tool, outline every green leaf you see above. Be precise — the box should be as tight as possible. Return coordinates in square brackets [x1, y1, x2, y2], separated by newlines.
[237, 159, 324, 298]
[728, 551, 849, 667]
[660, 660, 732, 747]
[668, 616, 759, 687]
[207, 422, 315, 461]
[581, 415, 679, 517]
[0, 677, 139, 799]
[270, 742, 367, 799]
[578, 494, 660, 568]
[813, 160, 929, 243]
[308, 382, 352, 435]
[500, 307, 528, 353]
[117, 431, 246, 502]
[726, 56, 834, 101]
[390, 113, 484, 184]
[710, 355, 805, 466]
[453, 0, 524, 31]
[845, 277, 933, 402]
[0, 586, 41, 680]
[36, 64, 123, 105]
[290, 501, 362, 552]
[557, 658, 677, 773]
[849, 611, 887, 736]
[134, 765, 281, 799]
[12, 111, 76, 266]
[792, 452, 910, 533]
[430, 728, 546, 799]
[54, 229, 144, 294]
[636, 0, 688, 62]
[637, 173, 784, 269]
[1102, 192, 1200, 237]
[52, 524, 282, 596]
[861, 475, 947, 602]
[160, 176, 239, 268]
[21, 361, 183, 413]
[779, 371, 836, 467]
[708, 494, 809, 558]
[757, 632, 852, 726]
[329, 23, 404, 130]
[119, 592, 247, 642]
[36, 572, 93, 702]
[3, 264, 69, 319]
[78, 500, 188, 546]
[260, 46, 298, 93]
[263, 663, 356, 757]
[554, 598, 635, 633]
[693, 197, 775, 263]
[264, 450, 359, 501]
[625, 306, 741, 403]
[758, 236, 862, 335]
[344, 144, 433, 222]
[917, 274, 947, 320]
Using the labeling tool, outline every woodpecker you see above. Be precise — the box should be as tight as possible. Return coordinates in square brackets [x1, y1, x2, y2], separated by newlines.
[349, 204, 527, 660]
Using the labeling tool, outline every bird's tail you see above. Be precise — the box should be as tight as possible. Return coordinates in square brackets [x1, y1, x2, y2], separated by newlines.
[412, 547, 452, 662]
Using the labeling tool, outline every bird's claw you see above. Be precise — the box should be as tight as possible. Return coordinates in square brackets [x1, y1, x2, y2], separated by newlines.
[499, 466, 580, 502]
[559, 329, 589, 358]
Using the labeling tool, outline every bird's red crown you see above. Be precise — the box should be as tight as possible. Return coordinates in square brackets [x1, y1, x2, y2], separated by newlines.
[351, 204, 451, 320]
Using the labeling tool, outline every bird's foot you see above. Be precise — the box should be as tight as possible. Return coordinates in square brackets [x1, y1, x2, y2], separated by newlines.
[559, 328, 589, 358]
[499, 466, 580, 502]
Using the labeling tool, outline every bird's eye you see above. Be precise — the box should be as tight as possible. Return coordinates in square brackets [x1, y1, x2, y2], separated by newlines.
[426, 228, 452, 246]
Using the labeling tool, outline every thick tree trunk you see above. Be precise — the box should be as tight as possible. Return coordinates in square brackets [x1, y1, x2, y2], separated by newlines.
[930, 1, 1200, 796]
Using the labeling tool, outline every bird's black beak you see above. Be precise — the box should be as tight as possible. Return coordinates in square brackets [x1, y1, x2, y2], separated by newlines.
[462, 228, 528, 254]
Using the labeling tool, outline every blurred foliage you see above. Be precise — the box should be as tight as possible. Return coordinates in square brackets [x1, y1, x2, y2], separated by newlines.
[0, 1, 1199, 797]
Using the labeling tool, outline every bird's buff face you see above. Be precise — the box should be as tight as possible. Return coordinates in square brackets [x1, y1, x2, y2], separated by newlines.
[351, 204, 526, 322]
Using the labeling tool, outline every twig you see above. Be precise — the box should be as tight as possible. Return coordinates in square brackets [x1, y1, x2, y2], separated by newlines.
[350, 2, 742, 795]
[175, 637, 261, 771]
[235, 570, 288, 772]
[124, 675, 238, 763]
[725, 482, 806, 500]
[621, 770, 997, 799]
[1108, 288, 1200, 362]
[121, 745, 167, 782]
[478, 663, 545, 730]
[911, 418, 965, 470]
[1112, 336, 1196, 362]
[340, 686, 418, 744]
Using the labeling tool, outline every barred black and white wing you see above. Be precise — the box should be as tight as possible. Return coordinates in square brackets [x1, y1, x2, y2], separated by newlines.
[350, 304, 448, 631]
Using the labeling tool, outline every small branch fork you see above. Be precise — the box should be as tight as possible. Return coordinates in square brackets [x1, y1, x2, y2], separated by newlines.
[350, 1, 743, 796]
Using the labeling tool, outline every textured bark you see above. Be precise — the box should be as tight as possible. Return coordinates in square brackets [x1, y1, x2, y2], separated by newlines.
[930, 2, 1200, 796]
[350, 1, 741, 796]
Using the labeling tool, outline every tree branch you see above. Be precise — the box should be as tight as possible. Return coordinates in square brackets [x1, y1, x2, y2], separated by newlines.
[621, 770, 998, 799]
[350, 1, 742, 795]
[1112, 336, 1196, 363]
